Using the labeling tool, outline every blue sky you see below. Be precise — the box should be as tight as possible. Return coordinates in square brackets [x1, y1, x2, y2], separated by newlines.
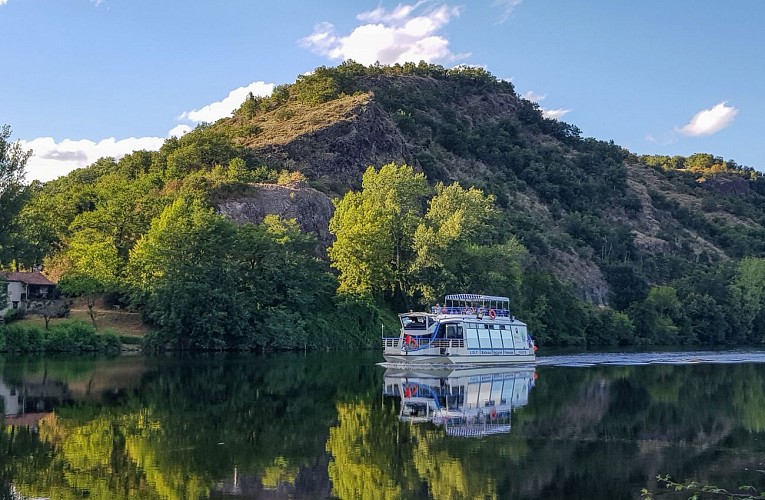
[1, 0, 763, 181]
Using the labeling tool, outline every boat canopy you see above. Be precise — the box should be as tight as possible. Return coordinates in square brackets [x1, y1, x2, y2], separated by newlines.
[444, 294, 510, 303]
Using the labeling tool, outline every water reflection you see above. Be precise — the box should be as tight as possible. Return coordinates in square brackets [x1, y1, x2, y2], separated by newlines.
[0, 352, 763, 499]
[0, 355, 146, 428]
[383, 366, 536, 437]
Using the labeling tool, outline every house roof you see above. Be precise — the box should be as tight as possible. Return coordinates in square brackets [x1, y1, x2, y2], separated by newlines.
[1, 272, 57, 286]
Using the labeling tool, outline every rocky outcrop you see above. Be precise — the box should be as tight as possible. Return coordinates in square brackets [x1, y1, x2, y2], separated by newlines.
[216, 182, 335, 255]
[701, 175, 750, 196]
[250, 101, 412, 188]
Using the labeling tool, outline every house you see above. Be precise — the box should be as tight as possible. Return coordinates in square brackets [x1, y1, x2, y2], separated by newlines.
[1, 271, 58, 315]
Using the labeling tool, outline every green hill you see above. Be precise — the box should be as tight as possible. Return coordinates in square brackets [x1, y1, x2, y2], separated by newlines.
[5, 62, 765, 349]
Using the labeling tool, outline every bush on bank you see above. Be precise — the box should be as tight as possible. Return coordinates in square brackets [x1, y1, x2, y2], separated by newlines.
[0, 321, 121, 353]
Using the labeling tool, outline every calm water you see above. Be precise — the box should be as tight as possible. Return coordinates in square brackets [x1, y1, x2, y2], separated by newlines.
[1, 350, 765, 499]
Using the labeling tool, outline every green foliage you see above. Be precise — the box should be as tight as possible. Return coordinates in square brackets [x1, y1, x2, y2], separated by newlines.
[3, 308, 25, 324]
[642, 152, 761, 180]
[329, 163, 429, 301]
[645, 474, 764, 499]
[728, 257, 765, 343]
[0, 125, 32, 266]
[292, 67, 341, 105]
[628, 286, 685, 345]
[0, 321, 121, 352]
[8, 65, 765, 349]
[0, 323, 43, 351]
[127, 197, 361, 350]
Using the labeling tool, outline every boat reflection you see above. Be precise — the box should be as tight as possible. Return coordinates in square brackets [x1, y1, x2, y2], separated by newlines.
[383, 365, 536, 437]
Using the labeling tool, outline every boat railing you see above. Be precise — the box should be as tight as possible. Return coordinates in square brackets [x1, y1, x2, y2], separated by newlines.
[435, 306, 511, 317]
[383, 337, 401, 349]
[427, 339, 465, 349]
[381, 338, 466, 350]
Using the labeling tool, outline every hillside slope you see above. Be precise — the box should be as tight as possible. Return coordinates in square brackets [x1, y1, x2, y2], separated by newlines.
[17, 63, 765, 348]
[214, 64, 765, 305]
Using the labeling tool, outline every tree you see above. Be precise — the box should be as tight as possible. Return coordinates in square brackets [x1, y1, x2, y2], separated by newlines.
[411, 182, 501, 302]
[728, 257, 765, 343]
[59, 228, 120, 326]
[328, 164, 429, 304]
[628, 286, 685, 344]
[0, 125, 31, 266]
[127, 196, 248, 349]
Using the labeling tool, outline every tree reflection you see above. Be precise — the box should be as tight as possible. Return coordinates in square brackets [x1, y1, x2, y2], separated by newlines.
[0, 354, 763, 499]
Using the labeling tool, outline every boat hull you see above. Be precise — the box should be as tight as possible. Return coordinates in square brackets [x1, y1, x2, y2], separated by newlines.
[383, 353, 535, 364]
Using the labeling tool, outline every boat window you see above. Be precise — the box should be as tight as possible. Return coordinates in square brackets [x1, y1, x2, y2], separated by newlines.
[403, 316, 427, 329]
[478, 328, 491, 348]
[434, 323, 446, 339]
[446, 324, 463, 339]
[490, 328, 503, 349]
[466, 328, 480, 349]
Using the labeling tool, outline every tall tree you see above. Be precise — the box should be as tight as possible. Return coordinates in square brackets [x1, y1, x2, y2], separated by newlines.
[411, 182, 504, 302]
[127, 196, 248, 349]
[328, 164, 429, 303]
[0, 125, 31, 266]
[728, 257, 765, 343]
[59, 228, 121, 326]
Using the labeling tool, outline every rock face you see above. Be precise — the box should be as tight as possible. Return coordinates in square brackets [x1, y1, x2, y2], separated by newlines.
[702, 175, 751, 196]
[216, 182, 335, 255]
[251, 101, 412, 188]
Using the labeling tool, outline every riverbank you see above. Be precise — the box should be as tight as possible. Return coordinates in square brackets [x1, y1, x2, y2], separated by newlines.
[2, 297, 148, 352]
[19, 297, 149, 338]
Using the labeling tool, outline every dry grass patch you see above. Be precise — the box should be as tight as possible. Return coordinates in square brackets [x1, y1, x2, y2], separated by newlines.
[236, 93, 372, 148]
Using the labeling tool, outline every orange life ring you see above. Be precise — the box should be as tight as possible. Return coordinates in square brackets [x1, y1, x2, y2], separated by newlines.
[489, 308, 497, 319]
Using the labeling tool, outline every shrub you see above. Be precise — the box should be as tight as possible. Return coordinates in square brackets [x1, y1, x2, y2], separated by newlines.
[0, 320, 122, 353]
[3, 308, 25, 324]
[2, 324, 44, 351]
[140, 330, 174, 352]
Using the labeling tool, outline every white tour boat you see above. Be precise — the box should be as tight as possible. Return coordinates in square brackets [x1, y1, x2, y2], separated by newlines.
[382, 293, 536, 364]
[382, 365, 536, 437]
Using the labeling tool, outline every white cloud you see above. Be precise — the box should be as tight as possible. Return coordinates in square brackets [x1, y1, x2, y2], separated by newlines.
[542, 108, 571, 120]
[167, 124, 192, 138]
[179, 81, 274, 123]
[22, 79, 276, 182]
[520, 90, 570, 119]
[645, 133, 676, 146]
[301, 3, 467, 65]
[0, 0, 9, 5]
[677, 101, 739, 136]
[493, 0, 523, 23]
[21, 136, 165, 182]
[521, 90, 546, 102]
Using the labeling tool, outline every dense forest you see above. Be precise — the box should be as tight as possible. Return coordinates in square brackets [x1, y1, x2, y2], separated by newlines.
[1, 62, 765, 350]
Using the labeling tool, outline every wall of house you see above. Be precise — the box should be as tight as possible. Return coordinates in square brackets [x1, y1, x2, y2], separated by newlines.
[7, 281, 25, 304]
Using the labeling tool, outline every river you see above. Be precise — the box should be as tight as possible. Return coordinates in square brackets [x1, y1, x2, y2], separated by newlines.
[1, 349, 764, 499]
